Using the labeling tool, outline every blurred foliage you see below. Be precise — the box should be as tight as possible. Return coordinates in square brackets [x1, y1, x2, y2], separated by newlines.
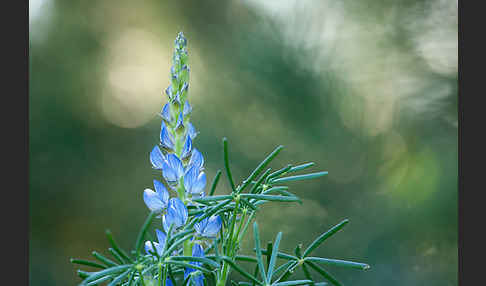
[29, 0, 457, 285]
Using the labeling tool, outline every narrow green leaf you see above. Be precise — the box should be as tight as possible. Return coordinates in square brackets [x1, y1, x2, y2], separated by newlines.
[70, 258, 106, 269]
[305, 261, 342, 286]
[288, 163, 315, 173]
[83, 265, 132, 283]
[266, 242, 273, 269]
[127, 270, 135, 286]
[273, 260, 295, 278]
[85, 275, 112, 286]
[210, 170, 222, 196]
[253, 222, 267, 284]
[193, 195, 233, 203]
[109, 248, 125, 264]
[241, 198, 257, 210]
[301, 262, 315, 286]
[221, 256, 263, 285]
[267, 232, 282, 282]
[238, 145, 284, 193]
[260, 249, 297, 261]
[266, 164, 292, 182]
[92, 251, 118, 267]
[303, 219, 349, 257]
[250, 168, 272, 194]
[262, 186, 289, 195]
[168, 228, 193, 245]
[235, 255, 258, 262]
[106, 229, 133, 263]
[135, 211, 157, 256]
[270, 172, 328, 184]
[241, 194, 300, 202]
[168, 256, 220, 268]
[275, 261, 298, 283]
[304, 257, 370, 270]
[273, 280, 313, 286]
[223, 138, 237, 192]
[166, 260, 211, 273]
[107, 269, 131, 286]
[196, 199, 232, 222]
[77, 270, 91, 279]
[294, 244, 303, 259]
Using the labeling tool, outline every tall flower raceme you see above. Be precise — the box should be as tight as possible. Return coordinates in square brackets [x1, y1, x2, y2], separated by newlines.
[71, 32, 370, 286]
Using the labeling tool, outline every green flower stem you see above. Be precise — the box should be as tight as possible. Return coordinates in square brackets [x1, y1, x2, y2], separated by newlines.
[183, 239, 193, 257]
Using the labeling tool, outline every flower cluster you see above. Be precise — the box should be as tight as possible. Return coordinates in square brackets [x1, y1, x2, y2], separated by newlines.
[143, 32, 220, 286]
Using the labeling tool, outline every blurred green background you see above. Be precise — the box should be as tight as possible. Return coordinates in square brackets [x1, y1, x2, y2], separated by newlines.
[29, 0, 458, 285]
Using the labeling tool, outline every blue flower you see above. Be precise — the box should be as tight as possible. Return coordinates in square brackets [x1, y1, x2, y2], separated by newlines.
[163, 198, 188, 233]
[188, 148, 204, 171]
[165, 85, 173, 98]
[150, 145, 165, 169]
[181, 83, 189, 97]
[184, 243, 204, 286]
[194, 215, 222, 239]
[183, 100, 192, 117]
[160, 122, 175, 151]
[143, 180, 170, 213]
[175, 113, 184, 132]
[184, 165, 206, 195]
[186, 122, 198, 140]
[162, 154, 184, 184]
[144, 229, 166, 256]
[161, 103, 173, 123]
[181, 136, 193, 160]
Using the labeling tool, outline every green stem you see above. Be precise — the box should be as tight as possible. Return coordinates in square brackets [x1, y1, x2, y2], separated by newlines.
[216, 262, 230, 286]
[183, 239, 192, 257]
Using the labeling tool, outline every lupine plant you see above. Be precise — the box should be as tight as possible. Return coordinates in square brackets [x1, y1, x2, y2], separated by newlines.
[71, 32, 370, 286]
